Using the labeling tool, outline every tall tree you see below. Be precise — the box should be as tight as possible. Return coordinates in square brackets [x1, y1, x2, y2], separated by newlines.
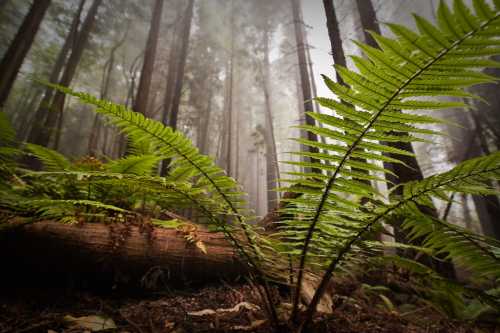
[322, 0, 371, 183]
[197, 77, 214, 155]
[291, 0, 319, 162]
[0, 0, 51, 108]
[220, 0, 236, 176]
[133, 0, 164, 116]
[27, 0, 86, 144]
[167, 0, 195, 130]
[453, 110, 500, 239]
[322, 0, 346, 85]
[161, 12, 182, 131]
[34, 0, 102, 147]
[261, 25, 280, 211]
[160, 0, 194, 176]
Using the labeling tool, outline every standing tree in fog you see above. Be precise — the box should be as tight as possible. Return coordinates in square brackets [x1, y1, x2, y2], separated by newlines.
[0, 0, 51, 108]
[167, 0, 195, 130]
[28, 0, 86, 145]
[133, 0, 164, 116]
[291, 0, 319, 159]
[34, 0, 102, 147]
[159, 0, 195, 176]
[322, 0, 347, 85]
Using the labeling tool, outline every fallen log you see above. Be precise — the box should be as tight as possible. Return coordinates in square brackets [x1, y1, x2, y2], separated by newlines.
[0, 220, 247, 289]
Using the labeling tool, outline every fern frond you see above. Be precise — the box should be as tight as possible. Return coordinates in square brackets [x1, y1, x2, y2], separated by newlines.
[105, 154, 162, 176]
[319, 152, 500, 293]
[38, 85, 270, 278]
[284, 0, 500, 320]
[25, 143, 71, 171]
[13, 198, 128, 220]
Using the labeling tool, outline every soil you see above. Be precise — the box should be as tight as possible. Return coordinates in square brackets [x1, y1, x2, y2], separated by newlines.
[0, 280, 496, 333]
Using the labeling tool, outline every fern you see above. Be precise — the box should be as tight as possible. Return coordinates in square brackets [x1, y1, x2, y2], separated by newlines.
[25, 143, 72, 171]
[277, 0, 500, 326]
[38, 84, 280, 321]
[104, 154, 162, 175]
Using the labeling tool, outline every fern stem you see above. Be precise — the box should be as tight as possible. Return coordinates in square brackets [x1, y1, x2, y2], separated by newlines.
[291, 11, 500, 322]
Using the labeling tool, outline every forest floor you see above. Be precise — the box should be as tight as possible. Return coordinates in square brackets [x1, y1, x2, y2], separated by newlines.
[0, 279, 496, 333]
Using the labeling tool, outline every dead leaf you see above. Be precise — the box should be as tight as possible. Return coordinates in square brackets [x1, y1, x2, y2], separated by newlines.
[196, 240, 207, 254]
[188, 302, 260, 317]
[64, 315, 116, 331]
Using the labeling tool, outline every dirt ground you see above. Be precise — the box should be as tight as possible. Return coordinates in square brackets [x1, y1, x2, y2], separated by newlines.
[1, 280, 497, 333]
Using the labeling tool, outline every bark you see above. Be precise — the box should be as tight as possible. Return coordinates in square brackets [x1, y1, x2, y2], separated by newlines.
[322, 0, 346, 85]
[197, 83, 213, 155]
[323, 0, 370, 183]
[466, 113, 500, 239]
[35, 0, 102, 147]
[291, 0, 319, 169]
[260, 27, 280, 211]
[0, 220, 246, 287]
[161, 23, 180, 130]
[160, 1, 194, 176]
[27, 0, 85, 144]
[168, 0, 195, 130]
[0, 0, 51, 108]
[159, 20, 181, 176]
[220, 2, 236, 176]
[133, 0, 164, 116]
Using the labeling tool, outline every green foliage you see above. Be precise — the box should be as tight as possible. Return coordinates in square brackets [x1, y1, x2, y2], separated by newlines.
[104, 154, 161, 175]
[25, 143, 72, 171]
[276, 0, 500, 326]
[0, 113, 22, 168]
[2, 0, 500, 331]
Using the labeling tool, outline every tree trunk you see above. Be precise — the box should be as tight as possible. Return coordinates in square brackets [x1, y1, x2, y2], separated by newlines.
[261, 27, 280, 211]
[0, 0, 51, 108]
[35, 0, 102, 147]
[27, 0, 85, 145]
[466, 113, 500, 239]
[0, 220, 245, 287]
[222, 1, 236, 177]
[160, 0, 194, 176]
[291, 0, 319, 168]
[161, 22, 180, 130]
[159, 19, 181, 176]
[133, 0, 164, 116]
[167, 0, 195, 130]
[197, 83, 213, 155]
[322, 0, 346, 86]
